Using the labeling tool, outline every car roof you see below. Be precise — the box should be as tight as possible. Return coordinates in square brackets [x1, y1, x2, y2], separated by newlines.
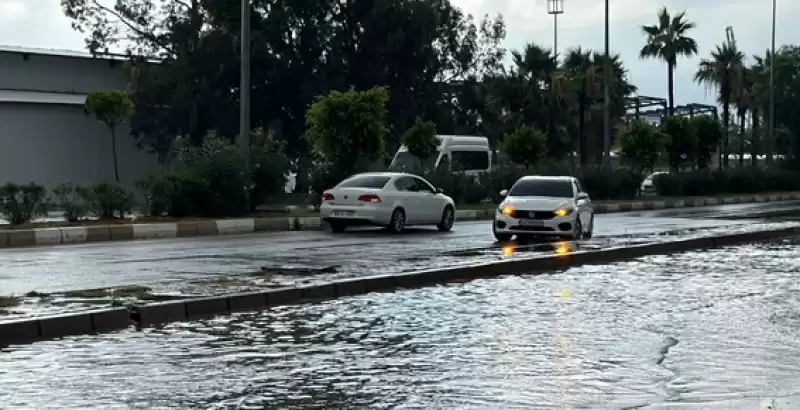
[348, 172, 418, 179]
[517, 175, 574, 182]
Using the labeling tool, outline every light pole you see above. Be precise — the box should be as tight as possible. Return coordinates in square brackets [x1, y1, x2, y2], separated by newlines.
[767, 0, 776, 165]
[602, 0, 611, 168]
[547, 0, 564, 58]
[239, 0, 251, 160]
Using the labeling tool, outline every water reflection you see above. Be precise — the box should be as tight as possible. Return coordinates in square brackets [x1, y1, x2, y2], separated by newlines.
[3, 241, 800, 408]
[499, 240, 577, 257]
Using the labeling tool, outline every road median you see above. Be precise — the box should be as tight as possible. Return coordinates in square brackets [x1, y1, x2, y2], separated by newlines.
[0, 192, 798, 249]
[2, 225, 798, 348]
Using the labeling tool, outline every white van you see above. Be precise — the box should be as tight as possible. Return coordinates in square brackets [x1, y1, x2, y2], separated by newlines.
[390, 135, 492, 175]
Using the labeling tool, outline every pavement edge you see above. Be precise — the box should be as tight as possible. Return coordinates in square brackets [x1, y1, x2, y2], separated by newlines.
[1, 226, 798, 348]
[1, 192, 799, 249]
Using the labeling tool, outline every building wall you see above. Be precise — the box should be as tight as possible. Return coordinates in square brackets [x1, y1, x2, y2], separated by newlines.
[0, 48, 161, 192]
[0, 103, 158, 192]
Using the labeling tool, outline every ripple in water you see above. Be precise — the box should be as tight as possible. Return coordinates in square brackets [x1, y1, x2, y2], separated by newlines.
[3, 241, 800, 409]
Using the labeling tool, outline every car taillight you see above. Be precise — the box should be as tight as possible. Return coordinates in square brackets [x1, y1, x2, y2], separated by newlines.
[322, 192, 335, 201]
[358, 194, 381, 203]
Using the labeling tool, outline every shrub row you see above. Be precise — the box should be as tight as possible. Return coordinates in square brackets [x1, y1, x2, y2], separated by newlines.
[653, 167, 800, 197]
[0, 182, 134, 225]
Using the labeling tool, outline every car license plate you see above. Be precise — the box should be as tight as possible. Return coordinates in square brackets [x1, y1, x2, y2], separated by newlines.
[332, 210, 355, 217]
[519, 219, 543, 227]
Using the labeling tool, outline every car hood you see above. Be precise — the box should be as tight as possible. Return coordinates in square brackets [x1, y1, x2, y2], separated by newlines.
[502, 196, 574, 210]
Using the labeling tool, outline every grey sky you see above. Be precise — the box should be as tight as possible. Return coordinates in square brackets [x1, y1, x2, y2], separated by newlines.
[0, 0, 795, 106]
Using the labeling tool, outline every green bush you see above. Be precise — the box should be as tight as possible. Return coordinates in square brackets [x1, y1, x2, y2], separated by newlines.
[250, 129, 291, 207]
[653, 168, 800, 197]
[0, 182, 48, 225]
[577, 167, 642, 200]
[138, 133, 256, 218]
[52, 182, 89, 222]
[78, 182, 135, 219]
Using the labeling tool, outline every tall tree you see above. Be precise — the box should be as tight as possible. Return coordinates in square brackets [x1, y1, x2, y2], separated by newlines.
[640, 7, 698, 116]
[695, 42, 745, 169]
[85, 91, 135, 184]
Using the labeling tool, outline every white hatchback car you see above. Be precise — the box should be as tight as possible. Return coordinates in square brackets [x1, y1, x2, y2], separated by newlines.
[493, 175, 595, 241]
[320, 172, 456, 233]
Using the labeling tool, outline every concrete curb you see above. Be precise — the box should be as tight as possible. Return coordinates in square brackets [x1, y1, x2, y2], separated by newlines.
[2, 226, 798, 348]
[0, 192, 798, 249]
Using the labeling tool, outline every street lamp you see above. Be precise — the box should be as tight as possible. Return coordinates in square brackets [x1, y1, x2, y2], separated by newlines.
[767, 0, 776, 164]
[602, 0, 611, 168]
[547, 0, 564, 58]
[239, 0, 251, 160]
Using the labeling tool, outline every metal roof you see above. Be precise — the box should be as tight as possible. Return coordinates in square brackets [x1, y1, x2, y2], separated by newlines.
[0, 90, 87, 105]
[0, 44, 128, 61]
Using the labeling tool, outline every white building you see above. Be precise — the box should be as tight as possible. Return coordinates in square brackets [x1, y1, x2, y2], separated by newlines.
[0, 45, 159, 192]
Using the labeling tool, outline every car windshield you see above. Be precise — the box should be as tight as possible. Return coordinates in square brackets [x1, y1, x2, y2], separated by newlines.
[337, 175, 392, 189]
[508, 179, 574, 198]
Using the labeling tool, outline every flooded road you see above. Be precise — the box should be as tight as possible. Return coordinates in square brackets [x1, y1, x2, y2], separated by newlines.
[3, 201, 800, 296]
[3, 239, 800, 409]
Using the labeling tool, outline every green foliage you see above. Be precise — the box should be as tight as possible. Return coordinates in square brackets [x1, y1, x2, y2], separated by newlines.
[85, 91, 134, 127]
[690, 115, 722, 169]
[401, 117, 439, 171]
[306, 87, 389, 172]
[0, 183, 48, 225]
[78, 182, 135, 219]
[662, 116, 697, 171]
[502, 125, 548, 170]
[619, 120, 668, 174]
[137, 131, 290, 217]
[250, 128, 291, 205]
[653, 167, 800, 196]
[52, 182, 89, 222]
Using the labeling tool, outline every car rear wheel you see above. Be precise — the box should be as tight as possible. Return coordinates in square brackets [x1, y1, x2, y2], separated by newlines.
[329, 221, 347, 233]
[387, 208, 406, 233]
[437, 206, 455, 232]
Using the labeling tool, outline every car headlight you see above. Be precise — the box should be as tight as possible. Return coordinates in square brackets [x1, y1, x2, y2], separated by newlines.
[554, 208, 573, 217]
[498, 205, 515, 215]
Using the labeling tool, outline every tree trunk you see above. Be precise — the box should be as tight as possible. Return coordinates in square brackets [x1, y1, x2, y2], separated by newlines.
[110, 126, 121, 184]
[667, 62, 675, 116]
[721, 82, 730, 169]
[738, 109, 746, 168]
[752, 108, 760, 167]
[578, 85, 587, 166]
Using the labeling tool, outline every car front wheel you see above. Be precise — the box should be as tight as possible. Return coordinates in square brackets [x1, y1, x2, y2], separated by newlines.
[437, 206, 455, 232]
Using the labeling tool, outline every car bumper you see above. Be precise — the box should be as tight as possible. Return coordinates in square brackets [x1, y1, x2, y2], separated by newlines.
[493, 212, 578, 236]
[319, 203, 393, 226]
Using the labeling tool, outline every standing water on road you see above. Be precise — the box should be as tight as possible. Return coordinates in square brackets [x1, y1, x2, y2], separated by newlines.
[4, 240, 800, 409]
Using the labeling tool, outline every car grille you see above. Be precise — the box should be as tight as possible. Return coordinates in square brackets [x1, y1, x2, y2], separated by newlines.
[508, 210, 556, 219]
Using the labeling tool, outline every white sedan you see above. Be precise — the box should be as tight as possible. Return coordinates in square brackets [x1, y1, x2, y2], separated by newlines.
[320, 172, 456, 233]
[493, 175, 595, 241]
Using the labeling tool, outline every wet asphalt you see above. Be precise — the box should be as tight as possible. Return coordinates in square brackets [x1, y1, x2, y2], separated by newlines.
[1, 201, 799, 296]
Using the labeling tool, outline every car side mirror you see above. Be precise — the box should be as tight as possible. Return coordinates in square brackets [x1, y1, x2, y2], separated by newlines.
[435, 187, 443, 194]
[577, 192, 589, 200]
[499, 189, 508, 197]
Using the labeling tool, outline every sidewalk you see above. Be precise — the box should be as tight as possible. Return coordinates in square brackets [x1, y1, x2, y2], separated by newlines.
[0, 192, 798, 249]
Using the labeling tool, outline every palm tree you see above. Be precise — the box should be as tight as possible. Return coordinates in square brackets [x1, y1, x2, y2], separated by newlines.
[732, 65, 753, 167]
[562, 47, 596, 165]
[640, 7, 698, 116]
[695, 42, 745, 169]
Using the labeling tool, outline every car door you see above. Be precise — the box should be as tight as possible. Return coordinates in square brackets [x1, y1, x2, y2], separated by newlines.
[411, 176, 440, 223]
[573, 179, 593, 226]
[393, 177, 424, 224]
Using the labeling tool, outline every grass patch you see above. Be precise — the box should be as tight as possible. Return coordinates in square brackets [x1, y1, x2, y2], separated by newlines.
[63, 285, 152, 299]
[0, 295, 21, 308]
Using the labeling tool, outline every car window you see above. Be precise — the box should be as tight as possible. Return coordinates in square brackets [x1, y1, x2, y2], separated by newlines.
[337, 175, 392, 189]
[450, 151, 489, 171]
[394, 177, 417, 192]
[508, 179, 574, 198]
[412, 177, 434, 193]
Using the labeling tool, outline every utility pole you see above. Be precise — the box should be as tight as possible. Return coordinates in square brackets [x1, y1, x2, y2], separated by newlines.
[239, 0, 251, 160]
[547, 0, 564, 59]
[602, 0, 611, 168]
